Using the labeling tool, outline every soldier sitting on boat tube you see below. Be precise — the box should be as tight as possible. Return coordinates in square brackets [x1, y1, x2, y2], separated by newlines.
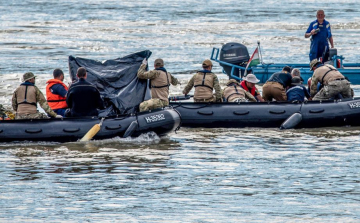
[239, 73, 264, 102]
[222, 79, 256, 102]
[12, 72, 59, 119]
[46, 68, 69, 116]
[137, 58, 180, 112]
[182, 59, 222, 102]
[309, 59, 352, 100]
[262, 66, 293, 101]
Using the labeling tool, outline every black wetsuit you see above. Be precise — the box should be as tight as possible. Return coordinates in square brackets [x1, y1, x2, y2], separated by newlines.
[66, 78, 105, 117]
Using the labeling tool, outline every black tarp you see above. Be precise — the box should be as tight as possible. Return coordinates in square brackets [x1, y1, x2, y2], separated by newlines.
[68, 50, 152, 116]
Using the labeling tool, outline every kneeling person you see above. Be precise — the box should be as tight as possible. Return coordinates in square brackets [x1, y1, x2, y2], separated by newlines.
[137, 58, 179, 112]
[222, 79, 256, 102]
[286, 77, 311, 102]
[309, 59, 352, 100]
[240, 74, 264, 102]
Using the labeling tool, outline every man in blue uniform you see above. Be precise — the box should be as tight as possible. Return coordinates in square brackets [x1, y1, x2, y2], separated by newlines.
[305, 10, 334, 62]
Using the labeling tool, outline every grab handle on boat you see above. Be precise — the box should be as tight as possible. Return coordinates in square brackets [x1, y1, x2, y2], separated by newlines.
[197, 111, 213, 115]
[233, 111, 250, 115]
[105, 125, 122, 130]
[63, 128, 80, 133]
[269, 110, 286, 114]
[309, 109, 325, 113]
[25, 129, 42, 134]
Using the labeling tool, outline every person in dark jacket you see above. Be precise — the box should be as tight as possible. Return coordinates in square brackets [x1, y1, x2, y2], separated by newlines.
[262, 66, 293, 101]
[286, 76, 311, 102]
[66, 67, 105, 117]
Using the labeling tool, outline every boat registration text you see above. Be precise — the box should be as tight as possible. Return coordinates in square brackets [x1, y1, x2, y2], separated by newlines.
[348, 102, 360, 109]
[144, 114, 166, 123]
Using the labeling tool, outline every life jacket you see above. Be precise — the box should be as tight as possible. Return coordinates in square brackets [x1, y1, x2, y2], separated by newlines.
[14, 82, 38, 114]
[46, 79, 68, 110]
[240, 80, 256, 96]
[316, 64, 343, 85]
[193, 71, 214, 99]
[150, 68, 171, 101]
[223, 83, 245, 102]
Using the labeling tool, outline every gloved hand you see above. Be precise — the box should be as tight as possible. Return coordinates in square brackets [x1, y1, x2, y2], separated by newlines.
[142, 58, 148, 65]
[55, 115, 63, 118]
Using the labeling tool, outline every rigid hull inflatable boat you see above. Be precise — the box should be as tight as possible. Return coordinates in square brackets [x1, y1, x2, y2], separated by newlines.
[0, 108, 181, 142]
[170, 98, 360, 129]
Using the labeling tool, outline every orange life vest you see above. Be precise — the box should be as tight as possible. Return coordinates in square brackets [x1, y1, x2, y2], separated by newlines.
[46, 79, 68, 110]
[240, 80, 256, 96]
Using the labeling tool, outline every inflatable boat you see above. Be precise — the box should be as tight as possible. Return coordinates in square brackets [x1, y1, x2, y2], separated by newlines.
[169, 98, 360, 129]
[0, 108, 181, 142]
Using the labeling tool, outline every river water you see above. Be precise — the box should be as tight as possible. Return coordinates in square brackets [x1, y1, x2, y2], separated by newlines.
[1, 0, 360, 222]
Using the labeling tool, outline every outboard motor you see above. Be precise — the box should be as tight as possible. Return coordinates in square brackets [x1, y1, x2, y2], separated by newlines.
[219, 42, 250, 78]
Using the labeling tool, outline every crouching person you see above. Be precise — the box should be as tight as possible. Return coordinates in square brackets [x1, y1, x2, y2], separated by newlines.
[310, 59, 352, 100]
[286, 77, 311, 102]
[222, 79, 256, 102]
[137, 58, 180, 112]
[12, 72, 58, 119]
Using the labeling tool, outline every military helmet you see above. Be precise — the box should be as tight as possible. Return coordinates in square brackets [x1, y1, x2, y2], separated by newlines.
[226, 79, 239, 86]
[23, 72, 36, 81]
[310, 59, 320, 70]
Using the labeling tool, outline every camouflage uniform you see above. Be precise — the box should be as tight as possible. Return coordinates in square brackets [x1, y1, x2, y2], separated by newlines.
[182, 72, 222, 102]
[222, 79, 257, 102]
[12, 81, 57, 119]
[137, 63, 180, 112]
[310, 64, 352, 100]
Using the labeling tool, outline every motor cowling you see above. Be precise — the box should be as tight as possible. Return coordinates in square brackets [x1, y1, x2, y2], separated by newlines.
[219, 42, 250, 78]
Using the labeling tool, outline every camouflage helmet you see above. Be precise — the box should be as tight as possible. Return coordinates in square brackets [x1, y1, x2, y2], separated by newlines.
[310, 59, 320, 71]
[23, 72, 36, 81]
[226, 79, 239, 86]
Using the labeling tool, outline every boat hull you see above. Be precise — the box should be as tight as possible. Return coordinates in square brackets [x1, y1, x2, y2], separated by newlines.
[170, 98, 360, 128]
[0, 108, 180, 142]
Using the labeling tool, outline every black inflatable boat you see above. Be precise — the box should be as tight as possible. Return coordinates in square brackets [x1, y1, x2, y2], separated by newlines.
[0, 108, 180, 142]
[169, 98, 360, 129]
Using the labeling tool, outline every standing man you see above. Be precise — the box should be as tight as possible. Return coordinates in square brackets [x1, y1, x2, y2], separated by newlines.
[309, 59, 352, 100]
[240, 74, 264, 102]
[137, 58, 180, 112]
[46, 68, 68, 116]
[183, 59, 221, 102]
[12, 72, 58, 119]
[262, 66, 293, 101]
[305, 9, 334, 62]
[66, 67, 105, 117]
